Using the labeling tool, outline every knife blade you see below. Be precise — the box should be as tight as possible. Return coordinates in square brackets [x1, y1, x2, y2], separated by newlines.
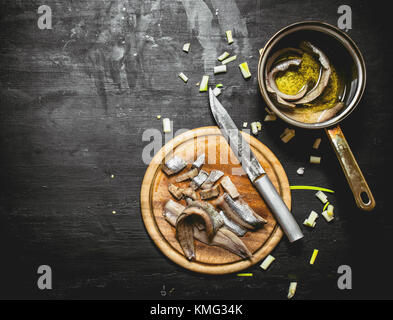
[208, 88, 303, 242]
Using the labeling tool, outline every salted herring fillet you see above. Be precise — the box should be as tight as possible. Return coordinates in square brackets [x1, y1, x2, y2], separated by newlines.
[216, 193, 267, 229]
[163, 200, 252, 259]
[295, 41, 332, 104]
[220, 176, 240, 199]
[162, 155, 187, 175]
[201, 170, 224, 189]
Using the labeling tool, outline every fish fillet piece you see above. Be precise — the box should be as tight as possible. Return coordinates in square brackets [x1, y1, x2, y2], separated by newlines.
[201, 170, 224, 189]
[182, 187, 198, 200]
[175, 168, 199, 182]
[295, 41, 331, 104]
[192, 154, 205, 170]
[190, 170, 209, 190]
[168, 184, 184, 200]
[163, 200, 252, 259]
[162, 155, 187, 175]
[220, 176, 240, 199]
[186, 200, 223, 236]
[175, 213, 196, 261]
[267, 59, 309, 102]
[216, 193, 267, 229]
[200, 185, 220, 200]
[217, 210, 247, 237]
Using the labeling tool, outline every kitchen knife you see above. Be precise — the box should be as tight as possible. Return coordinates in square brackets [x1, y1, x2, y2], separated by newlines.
[208, 88, 303, 242]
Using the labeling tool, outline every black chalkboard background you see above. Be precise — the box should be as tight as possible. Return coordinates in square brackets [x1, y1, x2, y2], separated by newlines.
[0, 0, 391, 300]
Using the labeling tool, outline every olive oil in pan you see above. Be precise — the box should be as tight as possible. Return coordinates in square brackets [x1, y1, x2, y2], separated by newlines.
[267, 30, 358, 123]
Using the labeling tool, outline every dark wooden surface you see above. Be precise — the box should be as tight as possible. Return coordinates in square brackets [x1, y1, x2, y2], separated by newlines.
[0, 0, 391, 299]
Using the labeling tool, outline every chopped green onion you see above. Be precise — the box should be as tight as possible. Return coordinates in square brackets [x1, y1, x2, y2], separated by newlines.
[217, 52, 230, 61]
[216, 83, 223, 88]
[315, 191, 328, 204]
[290, 186, 335, 193]
[260, 255, 275, 270]
[322, 210, 334, 222]
[239, 62, 251, 79]
[226, 30, 233, 44]
[199, 75, 209, 92]
[322, 201, 330, 211]
[222, 55, 237, 65]
[183, 43, 190, 53]
[162, 118, 171, 133]
[303, 210, 318, 228]
[287, 282, 297, 299]
[313, 138, 322, 149]
[310, 155, 321, 164]
[178, 72, 188, 83]
[214, 65, 227, 74]
[280, 128, 295, 143]
[310, 249, 319, 265]
[251, 122, 259, 135]
[237, 273, 253, 276]
[327, 204, 334, 217]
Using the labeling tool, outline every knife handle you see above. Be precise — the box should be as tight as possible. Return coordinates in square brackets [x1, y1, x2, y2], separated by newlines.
[254, 175, 304, 243]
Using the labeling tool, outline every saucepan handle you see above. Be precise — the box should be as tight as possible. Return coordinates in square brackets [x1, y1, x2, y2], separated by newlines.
[325, 125, 376, 211]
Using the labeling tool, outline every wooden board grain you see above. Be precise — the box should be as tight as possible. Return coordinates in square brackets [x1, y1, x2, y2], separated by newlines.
[140, 126, 291, 274]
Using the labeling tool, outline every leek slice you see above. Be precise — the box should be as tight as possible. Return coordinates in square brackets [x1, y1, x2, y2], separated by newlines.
[260, 255, 275, 270]
[199, 75, 209, 92]
[310, 156, 321, 164]
[222, 55, 237, 65]
[162, 118, 171, 133]
[214, 65, 227, 74]
[226, 30, 233, 44]
[315, 191, 328, 204]
[178, 72, 188, 83]
[239, 62, 251, 79]
[287, 282, 297, 299]
[310, 249, 319, 265]
[183, 43, 190, 53]
[322, 210, 334, 222]
[217, 52, 230, 61]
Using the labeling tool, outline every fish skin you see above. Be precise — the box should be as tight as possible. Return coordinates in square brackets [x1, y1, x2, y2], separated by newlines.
[186, 200, 223, 234]
[267, 59, 308, 103]
[192, 154, 205, 170]
[201, 170, 224, 189]
[295, 41, 332, 105]
[182, 187, 198, 200]
[168, 184, 184, 200]
[163, 200, 252, 259]
[217, 210, 247, 237]
[220, 176, 240, 199]
[200, 185, 220, 200]
[162, 156, 187, 175]
[190, 170, 209, 190]
[216, 193, 266, 229]
[175, 214, 195, 260]
[175, 168, 199, 182]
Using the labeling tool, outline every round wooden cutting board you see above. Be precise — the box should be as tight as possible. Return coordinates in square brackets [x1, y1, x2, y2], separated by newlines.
[140, 126, 291, 274]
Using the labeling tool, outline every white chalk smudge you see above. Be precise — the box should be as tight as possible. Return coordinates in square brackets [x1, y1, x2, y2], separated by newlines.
[180, 0, 218, 72]
[181, 0, 251, 72]
[211, 0, 251, 59]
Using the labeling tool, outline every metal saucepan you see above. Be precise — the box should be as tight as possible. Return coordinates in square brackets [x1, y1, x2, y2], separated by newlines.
[258, 21, 375, 211]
